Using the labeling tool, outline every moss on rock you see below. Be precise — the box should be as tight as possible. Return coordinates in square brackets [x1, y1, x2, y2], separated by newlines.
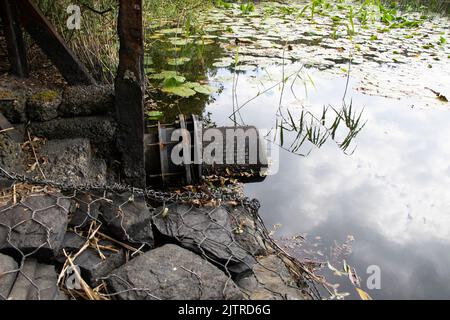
[0, 89, 15, 100]
[29, 90, 60, 104]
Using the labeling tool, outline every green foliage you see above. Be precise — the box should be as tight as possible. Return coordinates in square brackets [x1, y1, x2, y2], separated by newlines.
[149, 71, 216, 98]
[240, 2, 255, 15]
[214, 0, 233, 10]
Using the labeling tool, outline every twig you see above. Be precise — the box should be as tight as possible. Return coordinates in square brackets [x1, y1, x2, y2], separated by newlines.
[97, 231, 143, 254]
[26, 130, 46, 180]
[63, 249, 104, 300]
[0, 128, 13, 133]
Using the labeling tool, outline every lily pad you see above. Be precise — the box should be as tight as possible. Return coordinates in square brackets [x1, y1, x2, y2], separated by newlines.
[169, 38, 193, 46]
[159, 27, 184, 34]
[167, 57, 191, 66]
[147, 111, 164, 120]
[149, 71, 186, 83]
[161, 85, 196, 98]
[193, 85, 216, 95]
[213, 57, 234, 68]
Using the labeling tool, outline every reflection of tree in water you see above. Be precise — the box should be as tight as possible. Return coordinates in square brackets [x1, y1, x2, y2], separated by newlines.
[144, 27, 227, 122]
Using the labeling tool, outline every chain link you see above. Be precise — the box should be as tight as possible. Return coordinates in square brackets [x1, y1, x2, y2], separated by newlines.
[0, 167, 261, 212]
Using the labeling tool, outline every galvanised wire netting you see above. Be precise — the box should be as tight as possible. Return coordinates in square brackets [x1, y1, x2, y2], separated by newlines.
[0, 165, 324, 300]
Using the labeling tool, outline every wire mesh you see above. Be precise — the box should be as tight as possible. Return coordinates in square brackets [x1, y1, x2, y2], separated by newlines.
[0, 166, 322, 300]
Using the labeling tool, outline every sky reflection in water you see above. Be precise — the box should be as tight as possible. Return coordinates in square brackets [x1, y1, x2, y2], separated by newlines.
[205, 64, 450, 299]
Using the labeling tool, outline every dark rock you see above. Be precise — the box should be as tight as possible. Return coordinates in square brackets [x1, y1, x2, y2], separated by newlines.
[106, 244, 244, 300]
[27, 90, 61, 122]
[0, 253, 18, 299]
[7, 259, 66, 300]
[152, 204, 256, 275]
[236, 255, 308, 300]
[59, 231, 86, 251]
[59, 85, 114, 117]
[99, 192, 154, 247]
[229, 205, 268, 256]
[24, 116, 116, 157]
[0, 134, 25, 175]
[24, 116, 116, 143]
[68, 191, 102, 228]
[41, 138, 107, 186]
[0, 193, 70, 258]
[0, 88, 27, 123]
[57, 232, 126, 287]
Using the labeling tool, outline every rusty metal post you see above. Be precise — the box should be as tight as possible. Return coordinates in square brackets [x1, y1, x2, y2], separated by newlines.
[0, 0, 28, 77]
[115, 0, 146, 187]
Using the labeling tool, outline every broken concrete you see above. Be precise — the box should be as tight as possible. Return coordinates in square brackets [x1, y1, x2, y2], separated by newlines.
[0, 193, 69, 258]
[106, 244, 244, 300]
[152, 204, 256, 275]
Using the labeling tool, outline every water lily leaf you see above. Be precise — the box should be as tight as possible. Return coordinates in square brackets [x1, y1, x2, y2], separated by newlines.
[213, 57, 234, 68]
[161, 85, 196, 98]
[162, 76, 185, 87]
[167, 57, 191, 66]
[169, 38, 193, 46]
[159, 27, 184, 34]
[184, 82, 201, 88]
[193, 84, 216, 95]
[198, 39, 216, 45]
[147, 111, 164, 120]
[149, 71, 186, 83]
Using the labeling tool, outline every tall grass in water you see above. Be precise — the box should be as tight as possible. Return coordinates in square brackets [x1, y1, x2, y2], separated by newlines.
[35, 0, 210, 83]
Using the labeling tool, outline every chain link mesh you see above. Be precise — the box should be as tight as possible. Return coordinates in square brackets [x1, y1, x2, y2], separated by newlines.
[0, 166, 323, 300]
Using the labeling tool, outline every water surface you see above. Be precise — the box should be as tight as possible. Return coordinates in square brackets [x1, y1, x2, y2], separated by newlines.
[145, 0, 450, 299]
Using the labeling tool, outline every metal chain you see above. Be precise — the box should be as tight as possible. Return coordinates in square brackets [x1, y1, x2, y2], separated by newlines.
[0, 167, 261, 211]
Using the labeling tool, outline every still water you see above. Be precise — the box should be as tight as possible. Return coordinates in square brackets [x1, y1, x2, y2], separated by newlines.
[146, 1, 450, 299]
[204, 65, 450, 299]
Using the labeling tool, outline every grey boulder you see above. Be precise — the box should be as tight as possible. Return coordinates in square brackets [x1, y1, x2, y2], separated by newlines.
[0, 193, 69, 258]
[6, 259, 66, 300]
[152, 204, 256, 275]
[0, 253, 18, 299]
[106, 244, 243, 300]
[27, 90, 61, 122]
[236, 255, 308, 300]
[99, 192, 154, 247]
[59, 85, 114, 117]
[57, 232, 126, 287]
[41, 138, 107, 186]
